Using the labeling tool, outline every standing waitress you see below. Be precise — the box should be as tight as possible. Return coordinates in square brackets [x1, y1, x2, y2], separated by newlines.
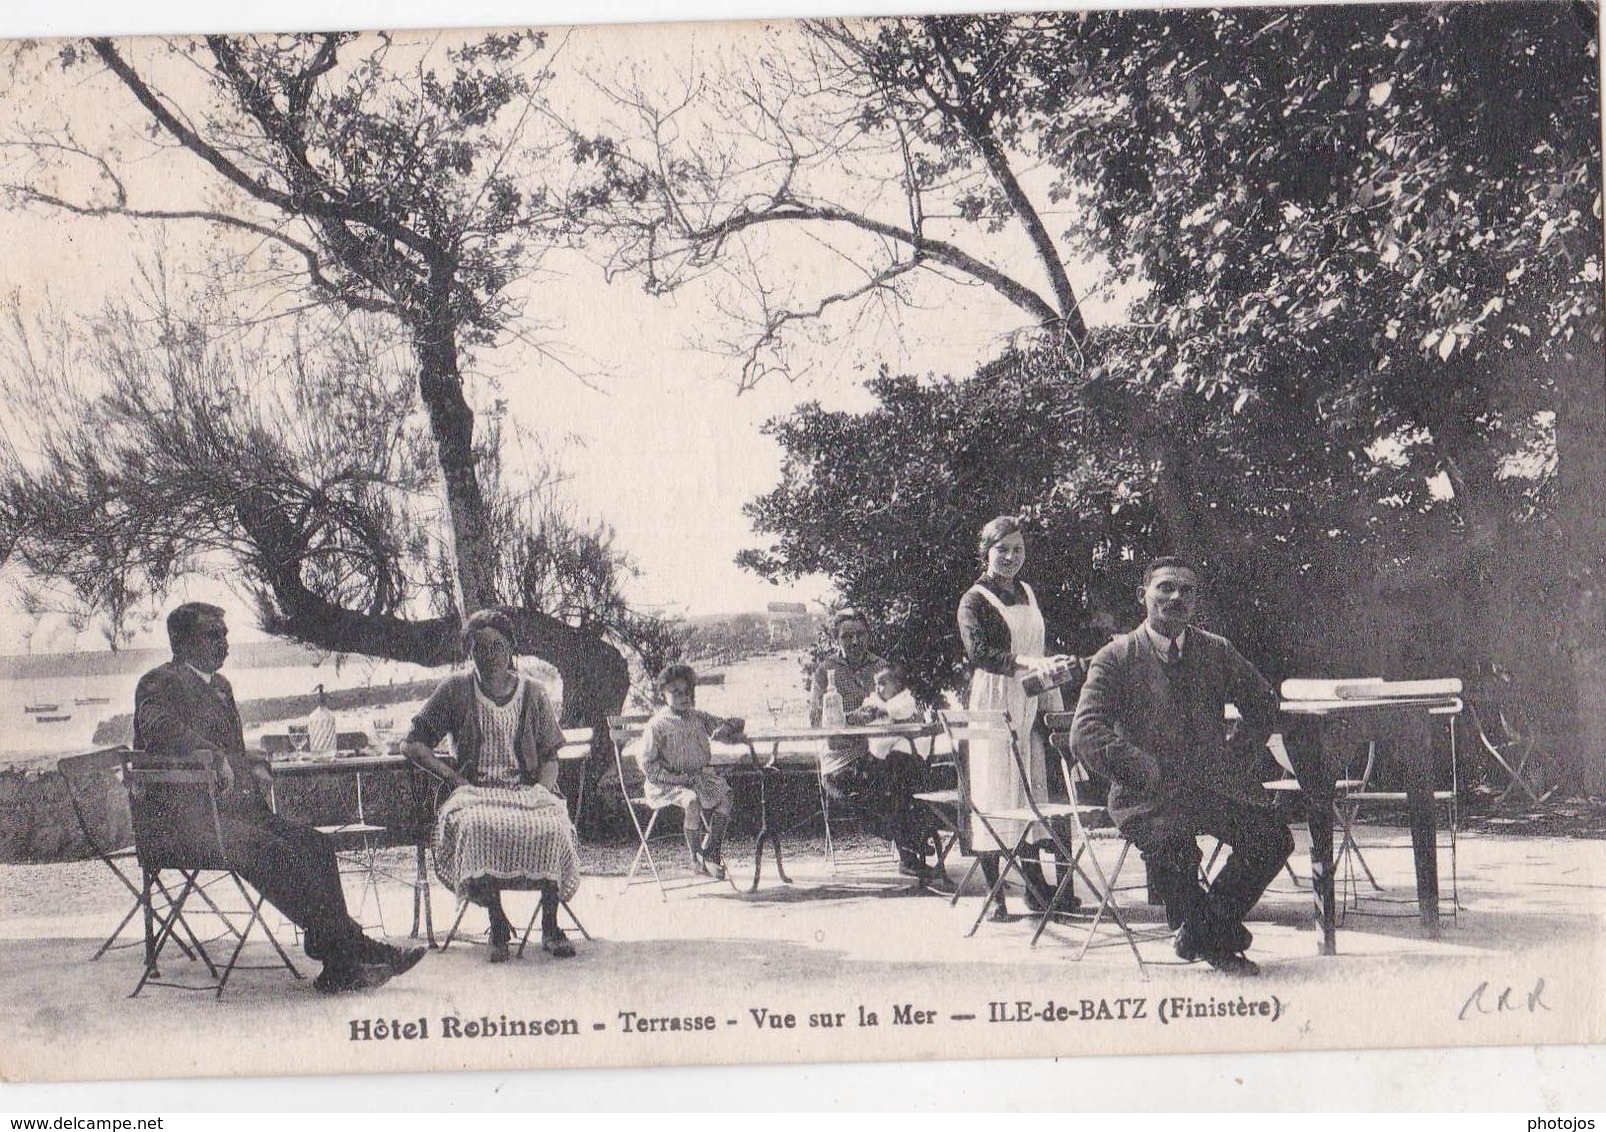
[957, 515, 1081, 920]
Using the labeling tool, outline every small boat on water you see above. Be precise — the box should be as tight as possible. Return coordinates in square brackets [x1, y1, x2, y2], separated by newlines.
[34, 714, 72, 723]
[23, 703, 60, 714]
[74, 696, 111, 706]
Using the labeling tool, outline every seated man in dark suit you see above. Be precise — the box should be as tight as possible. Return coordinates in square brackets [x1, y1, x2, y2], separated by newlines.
[1070, 557, 1292, 977]
[133, 602, 425, 994]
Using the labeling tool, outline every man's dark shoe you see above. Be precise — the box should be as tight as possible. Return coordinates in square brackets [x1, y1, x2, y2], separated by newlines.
[356, 937, 427, 977]
[314, 963, 374, 995]
[1174, 921, 1212, 963]
[897, 858, 934, 881]
[1205, 951, 1261, 978]
[1176, 922, 1261, 977]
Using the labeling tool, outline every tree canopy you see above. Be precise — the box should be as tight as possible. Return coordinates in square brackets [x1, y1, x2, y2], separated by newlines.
[0, 30, 640, 732]
[617, 5, 1602, 786]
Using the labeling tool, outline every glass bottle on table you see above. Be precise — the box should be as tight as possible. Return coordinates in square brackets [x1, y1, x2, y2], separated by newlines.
[821, 668, 847, 729]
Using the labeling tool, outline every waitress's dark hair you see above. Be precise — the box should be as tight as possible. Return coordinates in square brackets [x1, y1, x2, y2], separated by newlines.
[462, 608, 520, 654]
[977, 514, 1025, 565]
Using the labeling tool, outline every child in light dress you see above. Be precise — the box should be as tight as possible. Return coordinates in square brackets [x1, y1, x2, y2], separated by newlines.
[638, 663, 745, 879]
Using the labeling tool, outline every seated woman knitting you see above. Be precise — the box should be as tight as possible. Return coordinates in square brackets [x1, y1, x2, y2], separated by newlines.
[402, 609, 582, 963]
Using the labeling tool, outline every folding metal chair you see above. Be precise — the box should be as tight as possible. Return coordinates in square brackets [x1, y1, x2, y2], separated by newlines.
[121, 749, 303, 997]
[1038, 731, 1179, 975]
[911, 747, 963, 884]
[937, 709, 1086, 938]
[932, 711, 994, 908]
[1467, 700, 1549, 807]
[58, 746, 192, 963]
[609, 714, 729, 900]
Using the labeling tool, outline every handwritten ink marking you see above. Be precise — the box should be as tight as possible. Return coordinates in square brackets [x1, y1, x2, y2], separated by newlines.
[1458, 978, 1552, 1020]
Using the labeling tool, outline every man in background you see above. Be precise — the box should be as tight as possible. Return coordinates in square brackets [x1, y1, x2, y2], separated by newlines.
[809, 611, 939, 884]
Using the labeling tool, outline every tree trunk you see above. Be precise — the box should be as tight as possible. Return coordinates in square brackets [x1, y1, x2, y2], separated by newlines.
[1147, 435, 1204, 561]
[506, 607, 631, 835]
[1552, 340, 1606, 796]
[414, 301, 498, 616]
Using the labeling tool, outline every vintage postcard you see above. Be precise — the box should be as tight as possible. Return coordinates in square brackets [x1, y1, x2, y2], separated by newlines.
[0, 0, 1601, 1088]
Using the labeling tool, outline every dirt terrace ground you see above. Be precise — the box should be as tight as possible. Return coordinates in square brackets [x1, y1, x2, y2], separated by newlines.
[0, 821, 1602, 1087]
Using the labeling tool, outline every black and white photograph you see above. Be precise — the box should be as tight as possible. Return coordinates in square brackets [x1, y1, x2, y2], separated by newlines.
[0, 0, 1600, 1094]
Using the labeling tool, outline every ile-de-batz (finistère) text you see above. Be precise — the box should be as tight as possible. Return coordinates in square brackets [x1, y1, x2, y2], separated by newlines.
[347, 994, 1286, 1042]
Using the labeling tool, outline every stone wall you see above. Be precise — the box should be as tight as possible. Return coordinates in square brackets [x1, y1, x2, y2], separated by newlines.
[0, 756, 427, 864]
[0, 760, 132, 862]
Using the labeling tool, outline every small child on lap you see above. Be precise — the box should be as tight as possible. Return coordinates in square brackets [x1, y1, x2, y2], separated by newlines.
[847, 662, 921, 759]
[639, 663, 745, 879]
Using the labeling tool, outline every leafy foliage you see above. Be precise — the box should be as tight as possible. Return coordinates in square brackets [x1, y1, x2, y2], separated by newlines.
[721, 6, 1601, 777]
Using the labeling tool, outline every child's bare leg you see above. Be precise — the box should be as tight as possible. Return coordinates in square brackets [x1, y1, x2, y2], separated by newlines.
[701, 809, 730, 863]
[683, 797, 705, 863]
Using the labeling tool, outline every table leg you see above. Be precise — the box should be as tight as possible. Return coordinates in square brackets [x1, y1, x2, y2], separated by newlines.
[747, 768, 792, 892]
[1284, 722, 1338, 956]
[1307, 802, 1338, 956]
[1399, 734, 1442, 938]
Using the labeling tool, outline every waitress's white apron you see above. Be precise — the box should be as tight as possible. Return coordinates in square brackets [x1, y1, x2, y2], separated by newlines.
[965, 582, 1063, 846]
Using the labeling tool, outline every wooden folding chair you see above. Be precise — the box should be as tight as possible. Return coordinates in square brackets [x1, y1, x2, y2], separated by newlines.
[121, 749, 303, 997]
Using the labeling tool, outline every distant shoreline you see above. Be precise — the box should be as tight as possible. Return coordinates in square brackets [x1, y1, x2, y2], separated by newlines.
[89, 677, 443, 747]
[0, 639, 347, 681]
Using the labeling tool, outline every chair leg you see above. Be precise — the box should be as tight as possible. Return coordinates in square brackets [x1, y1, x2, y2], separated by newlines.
[134, 872, 204, 996]
[92, 896, 145, 962]
[624, 807, 670, 900]
[949, 851, 981, 905]
[412, 844, 438, 947]
[216, 874, 303, 997]
[136, 869, 157, 992]
[1029, 847, 1083, 949]
[440, 899, 472, 952]
[817, 772, 836, 875]
[1335, 802, 1384, 892]
[514, 897, 592, 959]
[151, 874, 214, 970]
[1076, 841, 1149, 974]
[966, 825, 1027, 938]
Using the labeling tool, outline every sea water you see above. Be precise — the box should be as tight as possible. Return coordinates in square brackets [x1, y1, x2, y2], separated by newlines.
[0, 653, 463, 762]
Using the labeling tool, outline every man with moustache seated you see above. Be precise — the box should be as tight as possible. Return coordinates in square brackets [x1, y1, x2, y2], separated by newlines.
[133, 602, 426, 994]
